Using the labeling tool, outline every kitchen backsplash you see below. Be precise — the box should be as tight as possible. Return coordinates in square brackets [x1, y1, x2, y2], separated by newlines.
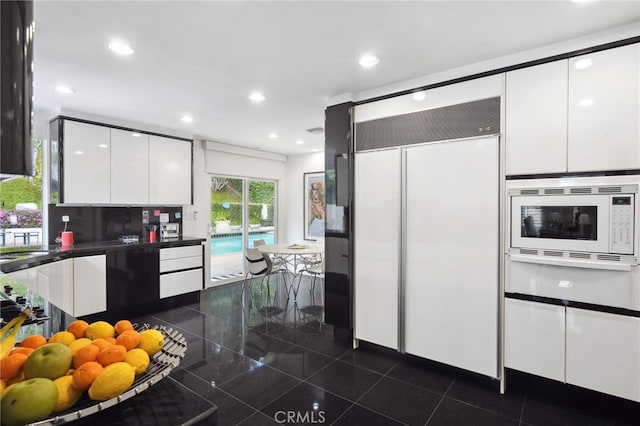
[47, 205, 183, 244]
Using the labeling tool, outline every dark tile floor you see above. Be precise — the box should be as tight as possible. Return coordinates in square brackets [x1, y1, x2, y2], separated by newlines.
[130, 277, 640, 425]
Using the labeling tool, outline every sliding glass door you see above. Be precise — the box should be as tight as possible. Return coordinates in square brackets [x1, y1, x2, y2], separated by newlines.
[210, 176, 276, 285]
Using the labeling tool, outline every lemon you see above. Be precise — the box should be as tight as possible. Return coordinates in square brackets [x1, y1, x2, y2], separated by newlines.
[137, 329, 164, 356]
[88, 362, 135, 401]
[48, 331, 76, 346]
[124, 348, 150, 375]
[53, 375, 82, 412]
[68, 338, 93, 351]
[86, 321, 115, 340]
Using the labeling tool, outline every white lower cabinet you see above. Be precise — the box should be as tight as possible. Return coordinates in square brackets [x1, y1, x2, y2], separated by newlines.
[506, 299, 640, 402]
[73, 255, 106, 317]
[37, 259, 74, 315]
[566, 308, 640, 402]
[160, 269, 202, 299]
[505, 299, 565, 382]
[158, 245, 203, 299]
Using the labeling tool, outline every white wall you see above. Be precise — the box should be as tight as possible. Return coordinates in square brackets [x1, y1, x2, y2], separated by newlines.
[284, 152, 324, 243]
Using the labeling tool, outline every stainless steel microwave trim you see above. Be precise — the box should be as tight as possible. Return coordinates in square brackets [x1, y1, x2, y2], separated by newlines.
[508, 184, 639, 196]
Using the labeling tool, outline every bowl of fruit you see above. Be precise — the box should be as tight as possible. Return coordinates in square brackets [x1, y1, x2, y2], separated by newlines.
[0, 316, 187, 425]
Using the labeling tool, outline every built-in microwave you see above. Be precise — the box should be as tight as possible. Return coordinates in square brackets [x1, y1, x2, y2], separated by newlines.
[508, 176, 639, 265]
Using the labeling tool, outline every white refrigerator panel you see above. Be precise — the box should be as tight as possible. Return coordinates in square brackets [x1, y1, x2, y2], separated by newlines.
[404, 136, 499, 377]
[354, 149, 400, 350]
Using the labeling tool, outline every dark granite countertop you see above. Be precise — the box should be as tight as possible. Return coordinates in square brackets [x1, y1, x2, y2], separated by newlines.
[0, 236, 206, 273]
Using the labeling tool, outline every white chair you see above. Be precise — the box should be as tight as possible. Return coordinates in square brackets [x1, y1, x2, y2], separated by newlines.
[242, 248, 288, 328]
[254, 238, 289, 273]
[297, 259, 325, 332]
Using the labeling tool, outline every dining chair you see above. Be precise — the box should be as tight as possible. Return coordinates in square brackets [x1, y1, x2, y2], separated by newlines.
[242, 248, 288, 329]
[297, 259, 325, 332]
[254, 238, 289, 273]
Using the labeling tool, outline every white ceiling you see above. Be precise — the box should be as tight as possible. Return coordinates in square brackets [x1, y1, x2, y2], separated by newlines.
[32, 1, 640, 155]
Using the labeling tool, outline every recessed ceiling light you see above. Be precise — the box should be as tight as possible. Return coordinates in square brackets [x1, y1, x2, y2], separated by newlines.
[574, 58, 593, 70]
[249, 92, 266, 103]
[108, 41, 134, 55]
[268, 133, 278, 139]
[296, 140, 304, 145]
[131, 132, 142, 137]
[312, 148, 320, 152]
[181, 115, 194, 123]
[578, 98, 594, 107]
[98, 144, 108, 148]
[412, 91, 426, 101]
[74, 150, 83, 155]
[570, 0, 595, 3]
[359, 55, 379, 68]
[54, 85, 75, 94]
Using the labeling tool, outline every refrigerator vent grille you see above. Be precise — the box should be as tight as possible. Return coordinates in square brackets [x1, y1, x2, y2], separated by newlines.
[355, 97, 500, 152]
[598, 186, 623, 193]
[543, 250, 564, 257]
[520, 189, 539, 196]
[597, 254, 621, 262]
[544, 188, 564, 195]
[570, 187, 592, 194]
[569, 252, 591, 259]
[519, 248, 538, 255]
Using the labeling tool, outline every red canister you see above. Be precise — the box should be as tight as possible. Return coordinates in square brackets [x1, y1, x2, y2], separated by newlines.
[61, 231, 74, 245]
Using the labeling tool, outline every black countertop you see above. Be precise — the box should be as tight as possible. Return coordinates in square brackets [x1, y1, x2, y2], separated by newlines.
[0, 236, 206, 273]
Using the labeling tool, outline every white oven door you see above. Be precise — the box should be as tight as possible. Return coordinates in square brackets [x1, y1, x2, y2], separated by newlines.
[511, 194, 610, 254]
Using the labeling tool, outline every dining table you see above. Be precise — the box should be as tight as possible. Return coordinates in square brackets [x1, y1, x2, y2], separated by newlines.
[256, 243, 324, 298]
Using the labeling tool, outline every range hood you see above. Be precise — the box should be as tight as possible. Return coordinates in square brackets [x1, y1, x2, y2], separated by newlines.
[0, 0, 34, 176]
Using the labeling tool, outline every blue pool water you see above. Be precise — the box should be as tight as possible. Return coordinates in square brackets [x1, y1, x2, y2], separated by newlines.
[211, 232, 274, 255]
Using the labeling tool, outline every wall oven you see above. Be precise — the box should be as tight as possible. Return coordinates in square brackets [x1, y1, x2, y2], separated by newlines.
[506, 176, 640, 310]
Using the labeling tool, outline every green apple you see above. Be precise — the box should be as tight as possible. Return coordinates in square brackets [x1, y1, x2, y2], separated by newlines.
[1, 378, 58, 426]
[23, 343, 73, 380]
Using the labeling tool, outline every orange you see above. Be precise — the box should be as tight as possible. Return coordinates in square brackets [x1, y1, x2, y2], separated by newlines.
[0, 353, 28, 381]
[72, 361, 103, 390]
[105, 337, 117, 345]
[114, 320, 134, 336]
[97, 345, 127, 367]
[115, 330, 141, 351]
[10, 347, 34, 357]
[91, 338, 113, 352]
[49, 331, 77, 346]
[67, 320, 90, 339]
[72, 343, 100, 369]
[19, 334, 47, 349]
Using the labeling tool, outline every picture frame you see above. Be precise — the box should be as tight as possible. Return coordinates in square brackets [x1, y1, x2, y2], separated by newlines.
[303, 171, 325, 240]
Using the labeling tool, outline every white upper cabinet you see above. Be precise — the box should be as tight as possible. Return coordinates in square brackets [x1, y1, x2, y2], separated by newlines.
[568, 44, 640, 172]
[63, 121, 111, 204]
[506, 60, 568, 175]
[110, 129, 149, 204]
[149, 135, 192, 205]
[505, 43, 639, 175]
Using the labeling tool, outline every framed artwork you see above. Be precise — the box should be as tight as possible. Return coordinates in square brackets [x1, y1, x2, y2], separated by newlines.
[304, 171, 325, 240]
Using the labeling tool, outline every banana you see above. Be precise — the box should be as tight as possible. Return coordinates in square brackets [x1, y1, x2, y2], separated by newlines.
[0, 308, 31, 359]
[0, 314, 25, 339]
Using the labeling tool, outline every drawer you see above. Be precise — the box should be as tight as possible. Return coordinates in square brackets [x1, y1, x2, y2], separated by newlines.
[160, 255, 202, 273]
[160, 245, 202, 261]
[160, 269, 203, 299]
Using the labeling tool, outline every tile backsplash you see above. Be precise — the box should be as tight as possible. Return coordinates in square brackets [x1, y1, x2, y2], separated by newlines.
[47, 205, 183, 244]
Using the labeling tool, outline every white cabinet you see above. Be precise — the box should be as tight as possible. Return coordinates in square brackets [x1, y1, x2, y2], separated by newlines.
[354, 149, 400, 350]
[505, 43, 639, 175]
[73, 255, 106, 317]
[158, 245, 203, 298]
[63, 121, 111, 204]
[505, 60, 568, 175]
[505, 299, 565, 382]
[566, 308, 640, 402]
[110, 129, 149, 204]
[149, 135, 192, 205]
[7, 267, 38, 292]
[37, 259, 74, 315]
[568, 44, 640, 172]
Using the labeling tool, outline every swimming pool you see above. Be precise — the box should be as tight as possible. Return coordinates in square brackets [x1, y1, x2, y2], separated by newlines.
[211, 232, 274, 255]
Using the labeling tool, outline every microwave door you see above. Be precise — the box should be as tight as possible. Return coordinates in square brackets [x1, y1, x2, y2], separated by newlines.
[511, 194, 610, 253]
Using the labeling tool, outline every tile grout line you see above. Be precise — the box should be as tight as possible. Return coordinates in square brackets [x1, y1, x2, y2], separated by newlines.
[424, 378, 456, 425]
[328, 402, 356, 426]
[519, 394, 527, 426]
